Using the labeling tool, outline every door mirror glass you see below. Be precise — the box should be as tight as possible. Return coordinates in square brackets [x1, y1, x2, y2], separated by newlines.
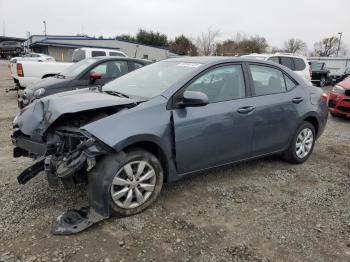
[178, 91, 209, 107]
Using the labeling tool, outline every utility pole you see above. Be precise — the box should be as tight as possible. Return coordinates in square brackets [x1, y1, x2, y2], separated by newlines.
[43, 20, 47, 36]
[336, 32, 342, 56]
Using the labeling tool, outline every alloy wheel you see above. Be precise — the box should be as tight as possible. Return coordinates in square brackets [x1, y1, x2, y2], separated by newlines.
[110, 160, 156, 209]
[295, 128, 314, 159]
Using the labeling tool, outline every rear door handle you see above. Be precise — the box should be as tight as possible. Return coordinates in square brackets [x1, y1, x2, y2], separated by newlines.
[237, 106, 255, 114]
[292, 97, 304, 104]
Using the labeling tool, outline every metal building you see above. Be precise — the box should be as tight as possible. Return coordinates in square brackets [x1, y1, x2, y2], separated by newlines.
[25, 35, 178, 62]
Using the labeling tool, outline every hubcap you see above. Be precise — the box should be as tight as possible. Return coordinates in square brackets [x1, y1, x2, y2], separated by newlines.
[295, 128, 314, 159]
[110, 160, 156, 209]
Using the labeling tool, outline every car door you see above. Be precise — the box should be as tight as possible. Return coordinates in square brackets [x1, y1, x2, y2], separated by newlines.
[247, 63, 305, 156]
[172, 64, 255, 174]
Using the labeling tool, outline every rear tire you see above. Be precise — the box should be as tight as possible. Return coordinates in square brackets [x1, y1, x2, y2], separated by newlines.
[319, 76, 326, 87]
[282, 122, 316, 164]
[100, 149, 164, 217]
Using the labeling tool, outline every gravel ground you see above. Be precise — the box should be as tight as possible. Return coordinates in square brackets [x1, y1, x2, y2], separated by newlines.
[0, 59, 349, 262]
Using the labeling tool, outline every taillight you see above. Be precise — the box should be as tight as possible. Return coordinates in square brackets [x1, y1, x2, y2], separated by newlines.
[321, 92, 328, 103]
[17, 63, 24, 77]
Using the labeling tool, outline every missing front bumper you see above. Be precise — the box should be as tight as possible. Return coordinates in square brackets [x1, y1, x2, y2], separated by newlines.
[52, 206, 106, 235]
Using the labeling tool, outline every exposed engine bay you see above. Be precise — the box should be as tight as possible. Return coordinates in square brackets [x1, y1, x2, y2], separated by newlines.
[12, 107, 121, 187]
[11, 93, 139, 234]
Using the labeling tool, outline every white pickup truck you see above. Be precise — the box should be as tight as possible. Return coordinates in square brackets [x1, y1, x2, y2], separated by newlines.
[10, 60, 73, 88]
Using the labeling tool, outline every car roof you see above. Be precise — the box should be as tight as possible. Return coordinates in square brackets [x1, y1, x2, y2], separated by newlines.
[76, 47, 124, 52]
[89, 56, 151, 64]
[245, 53, 307, 59]
[164, 56, 281, 66]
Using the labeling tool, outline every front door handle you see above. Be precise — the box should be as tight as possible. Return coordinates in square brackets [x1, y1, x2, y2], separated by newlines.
[237, 106, 255, 114]
[292, 97, 304, 104]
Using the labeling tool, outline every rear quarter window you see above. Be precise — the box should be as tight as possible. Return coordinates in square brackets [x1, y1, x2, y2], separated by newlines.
[72, 50, 86, 62]
[293, 58, 306, 71]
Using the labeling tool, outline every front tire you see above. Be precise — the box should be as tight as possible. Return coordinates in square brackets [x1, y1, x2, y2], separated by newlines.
[101, 149, 164, 217]
[282, 122, 316, 164]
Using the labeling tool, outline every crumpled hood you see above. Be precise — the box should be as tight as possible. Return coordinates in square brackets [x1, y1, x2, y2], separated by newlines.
[26, 76, 68, 91]
[15, 88, 136, 136]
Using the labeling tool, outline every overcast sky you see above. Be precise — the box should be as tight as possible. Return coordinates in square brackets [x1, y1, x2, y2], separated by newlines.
[1, 0, 349, 51]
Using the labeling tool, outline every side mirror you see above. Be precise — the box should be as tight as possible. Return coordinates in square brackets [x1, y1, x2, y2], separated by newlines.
[177, 91, 209, 108]
[89, 72, 103, 85]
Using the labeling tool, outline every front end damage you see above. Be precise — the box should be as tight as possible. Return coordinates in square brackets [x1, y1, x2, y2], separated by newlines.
[11, 91, 138, 234]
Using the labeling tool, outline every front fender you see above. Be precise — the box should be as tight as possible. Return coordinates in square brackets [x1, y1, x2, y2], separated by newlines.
[82, 96, 173, 159]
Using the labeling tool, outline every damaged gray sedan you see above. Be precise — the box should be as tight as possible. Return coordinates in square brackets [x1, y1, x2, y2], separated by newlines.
[11, 57, 328, 234]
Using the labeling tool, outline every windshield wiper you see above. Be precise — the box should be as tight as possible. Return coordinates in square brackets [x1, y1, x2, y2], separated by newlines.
[104, 90, 130, 98]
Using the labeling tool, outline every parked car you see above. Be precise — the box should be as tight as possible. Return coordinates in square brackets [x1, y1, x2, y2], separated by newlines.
[11, 57, 328, 234]
[0, 41, 23, 53]
[328, 76, 350, 117]
[10, 53, 55, 63]
[330, 67, 350, 85]
[72, 47, 127, 62]
[10, 60, 73, 88]
[17, 57, 151, 108]
[242, 53, 312, 82]
[308, 61, 331, 87]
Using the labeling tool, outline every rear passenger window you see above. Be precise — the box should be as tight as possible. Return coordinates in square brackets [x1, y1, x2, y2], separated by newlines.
[91, 51, 106, 57]
[280, 57, 295, 70]
[186, 65, 246, 103]
[250, 65, 287, 96]
[294, 58, 306, 71]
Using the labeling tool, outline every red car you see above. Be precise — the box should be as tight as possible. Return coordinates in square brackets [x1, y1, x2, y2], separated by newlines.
[328, 77, 350, 117]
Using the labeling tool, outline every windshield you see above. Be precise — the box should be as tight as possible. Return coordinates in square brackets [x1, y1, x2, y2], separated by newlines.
[310, 62, 323, 70]
[102, 61, 202, 99]
[60, 58, 97, 77]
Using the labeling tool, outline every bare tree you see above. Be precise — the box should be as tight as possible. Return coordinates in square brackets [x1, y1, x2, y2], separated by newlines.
[284, 38, 307, 54]
[314, 36, 347, 57]
[196, 27, 221, 55]
[216, 34, 268, 56]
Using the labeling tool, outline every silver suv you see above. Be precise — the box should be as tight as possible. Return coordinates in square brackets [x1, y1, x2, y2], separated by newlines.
[243, 53, 312, 83]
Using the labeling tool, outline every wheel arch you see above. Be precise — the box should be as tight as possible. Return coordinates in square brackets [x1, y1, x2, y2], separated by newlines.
[303, 114, 319, 137]
[116, 136, 172, 183]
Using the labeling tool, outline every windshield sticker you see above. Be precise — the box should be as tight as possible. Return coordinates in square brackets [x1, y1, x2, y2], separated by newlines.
[176, 63, 202, 68]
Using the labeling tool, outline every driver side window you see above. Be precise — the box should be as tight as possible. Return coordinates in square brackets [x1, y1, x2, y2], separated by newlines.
[90, 61, 129, 79]
[185, 65, 246, 103]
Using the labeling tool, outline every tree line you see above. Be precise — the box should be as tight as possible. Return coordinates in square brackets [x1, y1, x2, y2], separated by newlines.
[111, 28, 347, 57]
